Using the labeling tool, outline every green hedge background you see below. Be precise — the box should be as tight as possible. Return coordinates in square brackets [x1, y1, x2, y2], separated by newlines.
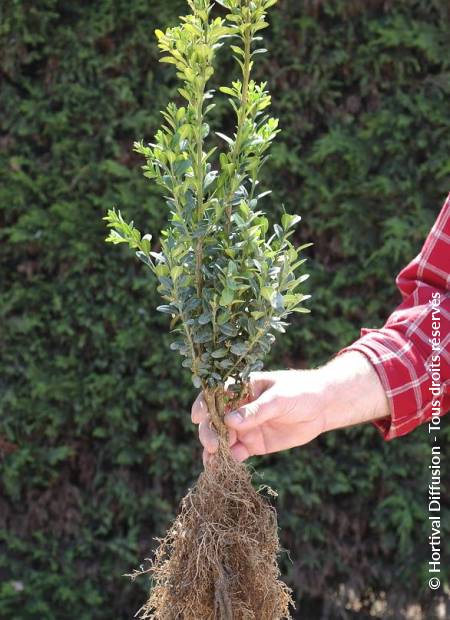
[1, 0, 449, 618]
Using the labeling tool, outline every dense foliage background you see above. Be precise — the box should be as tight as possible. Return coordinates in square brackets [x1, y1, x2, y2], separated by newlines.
[1, 0, 449, 618]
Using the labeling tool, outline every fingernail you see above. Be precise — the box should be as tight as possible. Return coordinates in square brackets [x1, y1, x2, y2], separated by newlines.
[227, 411, 243, 425]
[207, 440, 218, 453]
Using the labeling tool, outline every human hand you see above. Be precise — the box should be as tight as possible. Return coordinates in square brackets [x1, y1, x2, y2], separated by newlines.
[191, 368, 326, 464]
[191, 352, 390, 464]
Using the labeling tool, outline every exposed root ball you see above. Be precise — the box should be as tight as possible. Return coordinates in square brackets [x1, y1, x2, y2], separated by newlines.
[134, 446, 294, 619]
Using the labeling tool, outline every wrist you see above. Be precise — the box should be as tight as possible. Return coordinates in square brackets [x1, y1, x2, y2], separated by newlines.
[317, 350, 390, 434]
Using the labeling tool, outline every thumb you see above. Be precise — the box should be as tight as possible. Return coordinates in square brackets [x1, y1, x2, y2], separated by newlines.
[224, 387, 277, 431]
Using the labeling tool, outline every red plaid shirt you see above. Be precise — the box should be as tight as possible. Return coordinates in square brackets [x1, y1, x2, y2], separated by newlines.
[338, 193, 450, 440]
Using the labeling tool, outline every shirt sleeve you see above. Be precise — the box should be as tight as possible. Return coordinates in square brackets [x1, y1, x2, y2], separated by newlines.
[336, 192, 450, 440]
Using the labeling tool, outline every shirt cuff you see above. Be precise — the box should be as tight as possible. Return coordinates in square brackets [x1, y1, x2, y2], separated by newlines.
[336, 327, 430, 441]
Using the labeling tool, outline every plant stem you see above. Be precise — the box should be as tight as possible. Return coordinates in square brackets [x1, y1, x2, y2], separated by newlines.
[204, 384, 227, 445]
[173, 280, 200, 366]
[194, 25, 208, 298]
[224, 6, 252, 237]
[168, 164, 192, 237]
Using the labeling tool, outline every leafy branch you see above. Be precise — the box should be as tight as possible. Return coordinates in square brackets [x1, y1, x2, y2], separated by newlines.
[104, 0, 312, 401]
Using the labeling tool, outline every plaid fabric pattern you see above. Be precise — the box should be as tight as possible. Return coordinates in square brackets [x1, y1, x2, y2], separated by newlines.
[337, 193, 450, 440]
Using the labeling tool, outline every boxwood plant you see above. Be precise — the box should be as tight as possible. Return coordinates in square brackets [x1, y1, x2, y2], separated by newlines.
[104, 1, 311, 617]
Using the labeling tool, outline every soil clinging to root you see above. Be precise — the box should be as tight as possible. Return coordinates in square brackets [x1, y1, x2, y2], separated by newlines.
[132, 443, 293, 619]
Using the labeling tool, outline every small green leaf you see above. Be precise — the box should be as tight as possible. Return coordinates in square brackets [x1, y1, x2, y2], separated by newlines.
[193, 329, 213, 344]
[157, 305, 176, 315]
[219, 323, 238, 337]
[198, 312, 212, 325]
[211, 348, 228, 358]
[192, 375, 202, 388]
[230, 342, 247, 356]
[216, 131, 234, 145]
[218, 358, 233, 368]
[136, 251, 153, 268]
[171, 265, 183, 281]
[219, 287, 234, 306]
[174, 158, 192, 176]
[219, 86, 236, 96]
[230, 45, 244, 57]
[251, 311, 265, 320]
[217, 311, 231, 325]
[274, 223, 283, 238]
[260, 286, 275, 301]
[204, 171, 217, 189]
[281, 213, 301, 230]
[159, 56, 180, 66]
[296, 242, 314, 252]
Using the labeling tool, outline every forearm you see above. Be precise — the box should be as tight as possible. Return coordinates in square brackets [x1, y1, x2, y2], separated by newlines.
[327, 194, 450, 440]
[317, 351, 390, 433]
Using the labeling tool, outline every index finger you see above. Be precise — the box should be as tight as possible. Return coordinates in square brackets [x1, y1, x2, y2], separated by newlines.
[191, 391, 208, 424]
